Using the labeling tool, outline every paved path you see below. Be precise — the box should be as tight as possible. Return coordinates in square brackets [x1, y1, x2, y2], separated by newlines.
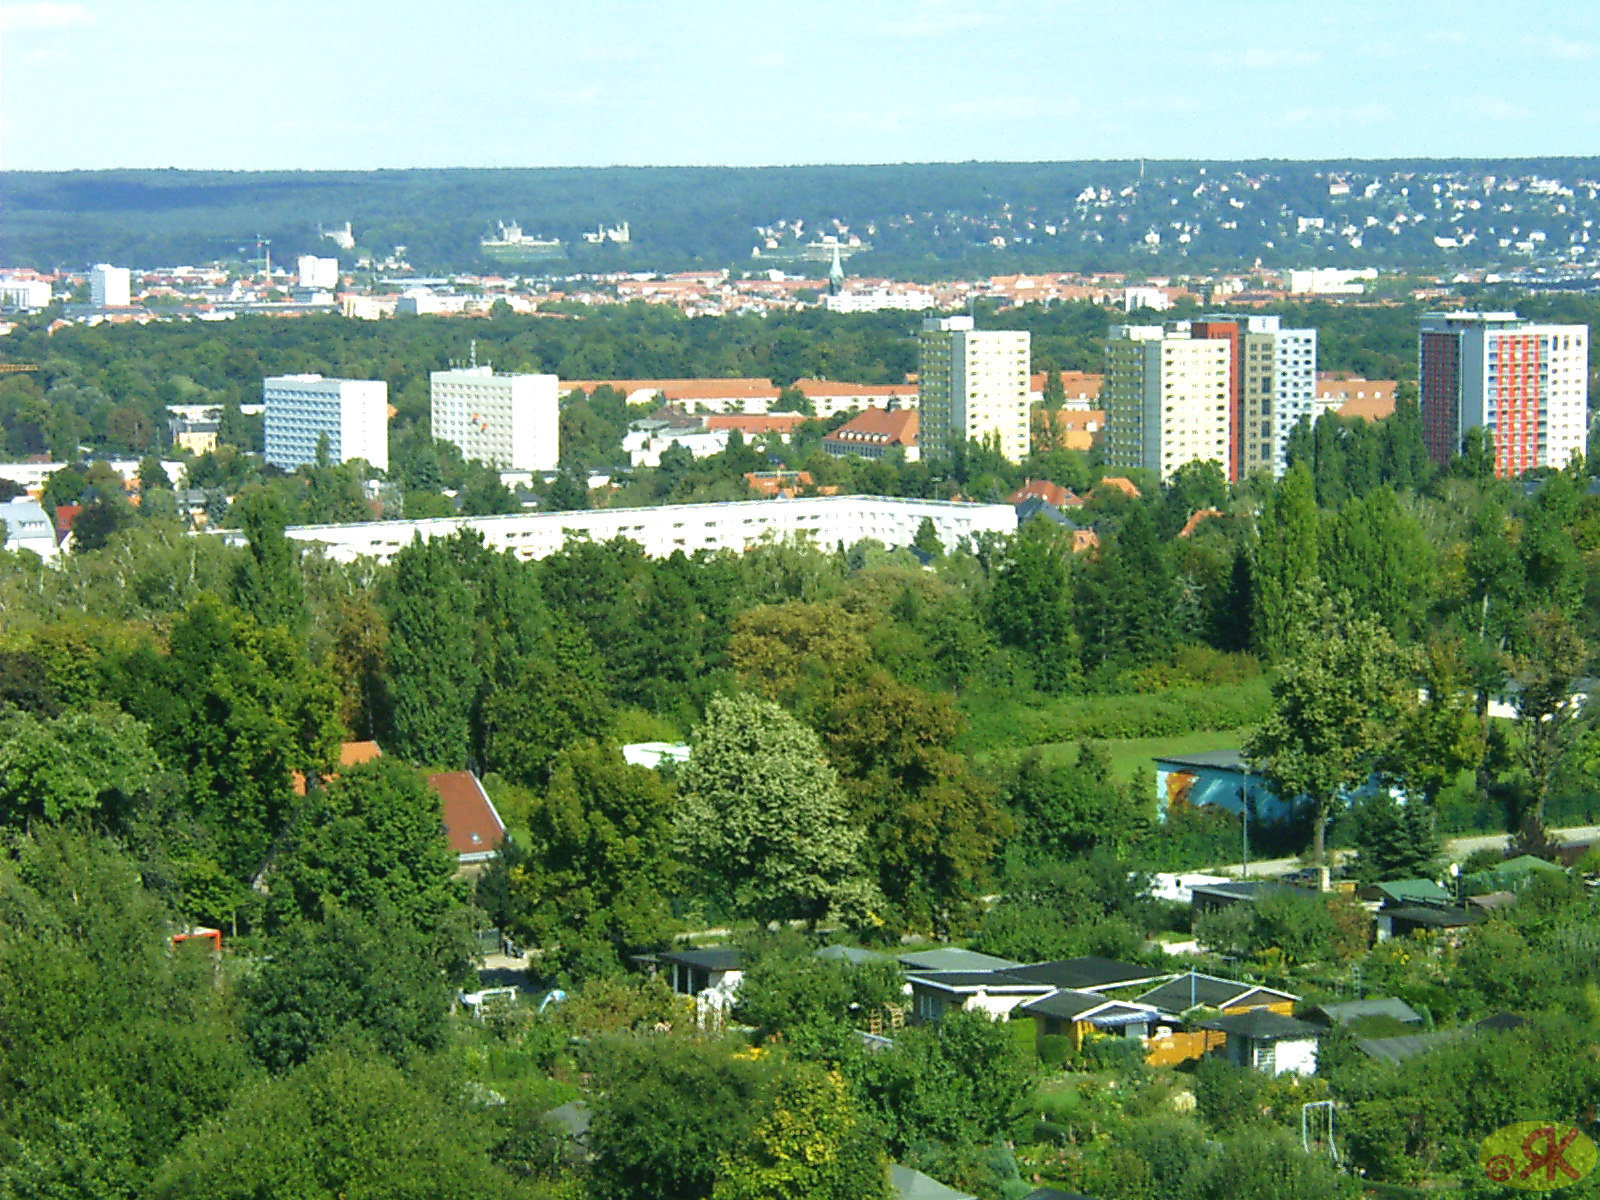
[1212, 824, 1600, 878]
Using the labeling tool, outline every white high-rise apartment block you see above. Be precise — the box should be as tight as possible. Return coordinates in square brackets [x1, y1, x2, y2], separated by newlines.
[89, 264, 131, 308]
[297, 255, 340, 290]
[1238, 316, 1317, 477]
[430, 366, 560, 471]
[1103, 324, 1230, 482]
[263, 374, 389, 472]
[1419, 311, 1589, 476]
[916, 315, 1030, 463]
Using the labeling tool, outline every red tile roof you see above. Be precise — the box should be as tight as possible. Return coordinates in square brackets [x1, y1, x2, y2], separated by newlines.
[1177, 508, 1225, 538]
[426, 771, 506, 862]
[821, 406, 918, 451]
[705, 413, 809, 434]
[1007, 478, 1074, 507]
[293, 740, 384, 796]
[1096, 476, 1142, 499]
[792, 378, 919, 400]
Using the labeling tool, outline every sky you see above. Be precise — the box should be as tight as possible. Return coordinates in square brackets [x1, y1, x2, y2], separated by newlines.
[4, 0, 1599, 171]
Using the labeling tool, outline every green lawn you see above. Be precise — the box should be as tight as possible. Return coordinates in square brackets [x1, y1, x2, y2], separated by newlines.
[1033, 726, 1256, 783]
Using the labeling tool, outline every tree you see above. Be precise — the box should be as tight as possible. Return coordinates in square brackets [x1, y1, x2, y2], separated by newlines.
[1507, 607, 1590, 843]
[1382, 639, 1483, 809]
[505, 740, 679, 979]
[238, 910, 454, 1073]
[912, 516, 943, 558]
[111, 595, 343, 882]
[481, 622, 614, 787]
[0, 706, 160, 826]
[1251, 462, 1320, 661]
[0, 829, 249, 1195]
[383, 535, 481, 766]
[149, 1047, 523, 1200]
[814, 672, 1009, 934]
[987, 518, 1080, 692]
[1160, 459, 1227, 538]
[229, 487, 306, 633]
[675, 694, 879, 929]
[1078, 503, 1179, 669]
[1350, 791, 1439, 884]
[585, 1033, 778, 1200]
[268, 757, 464, 937]
[714, 1064, 889, 1200]
[542, 467, 590, 511]
[1319, 487, 1432, 638]
[1246, 592, 1415, 868]
[847, 1009, 1032, 1157]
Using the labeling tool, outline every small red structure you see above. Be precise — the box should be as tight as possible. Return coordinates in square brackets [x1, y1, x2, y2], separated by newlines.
[172, 927, 223, 953]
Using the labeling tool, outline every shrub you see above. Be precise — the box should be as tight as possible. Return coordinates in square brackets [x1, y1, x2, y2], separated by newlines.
[1038, 1035, 1074, 1067]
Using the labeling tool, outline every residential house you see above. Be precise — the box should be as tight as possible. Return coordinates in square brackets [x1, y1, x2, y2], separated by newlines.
[1199, 1010, 1321, 1075]
[1310, 998, 1423, 1030]
[1188, 879, 1303, 916]
[1007, 478, 1075, 507]
[905, 970, 1052, 1022]
[0, 498, 61, 560]
[656, 947, 744, 999]
[822, 407, 920, 461]
[1375, 904, 1483, 941]
[1017, 988, 1162, 1052]
[1134, 972, 1298, 1021]
[426, 770, 507, 874]
[897, 947, 1020, 973]
[1013, 498, 1099, 551]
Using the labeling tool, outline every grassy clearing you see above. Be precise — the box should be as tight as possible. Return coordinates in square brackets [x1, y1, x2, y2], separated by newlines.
[1033, 726, 1257, 783]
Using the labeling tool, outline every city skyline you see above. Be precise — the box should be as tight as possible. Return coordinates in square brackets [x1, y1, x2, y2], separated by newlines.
[4, 0, 1599, 171]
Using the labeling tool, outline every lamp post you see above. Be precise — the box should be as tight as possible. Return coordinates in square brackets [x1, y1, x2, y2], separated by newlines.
[1241, 756, 1251, 880]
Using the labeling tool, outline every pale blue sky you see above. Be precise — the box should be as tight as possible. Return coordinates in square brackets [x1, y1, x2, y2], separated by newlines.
[3, 0, 1598, 169]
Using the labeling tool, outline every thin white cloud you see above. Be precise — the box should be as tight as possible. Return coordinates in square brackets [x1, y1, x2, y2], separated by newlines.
[1464, 96, 1533, 120]
[873, 3, 987, 38]
[1229, 47, 1321, 70]
[1426, 30, 1467, 46]
[1531, 35, 1596, 61]
[1, 2, 94, 33]
[1277, 102, 1392, 128]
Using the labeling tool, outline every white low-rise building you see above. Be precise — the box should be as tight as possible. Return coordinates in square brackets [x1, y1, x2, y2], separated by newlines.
[623, 424, 730, 467]
[229, 494, 1017, 565]
[0, 278, 53, 310]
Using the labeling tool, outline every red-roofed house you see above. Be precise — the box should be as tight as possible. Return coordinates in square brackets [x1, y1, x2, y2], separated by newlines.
[821, 407, 919, 461]
[1007, 478, 1075, 507]
[427, 771, 507, 874]
[1028, 371, 1103, 406]
[791, 379, 919, 420]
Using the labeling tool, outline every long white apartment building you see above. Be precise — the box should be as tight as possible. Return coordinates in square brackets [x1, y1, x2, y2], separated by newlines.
[431, 366, 559, 471]
[917, 315, 1030, 462]
[263, 374, 389, 472]
[238, 495, 1016, 566]
[1103, 324, 1230, 482]
[90, 264, 131, 308]
[1419, 311, 1589, 476]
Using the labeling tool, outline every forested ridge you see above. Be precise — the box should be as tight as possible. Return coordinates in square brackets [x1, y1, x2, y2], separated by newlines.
[6, 156, 1600, 275]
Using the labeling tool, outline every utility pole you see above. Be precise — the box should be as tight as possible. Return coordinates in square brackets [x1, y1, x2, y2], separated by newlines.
[1241, 756, 1251, 879]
